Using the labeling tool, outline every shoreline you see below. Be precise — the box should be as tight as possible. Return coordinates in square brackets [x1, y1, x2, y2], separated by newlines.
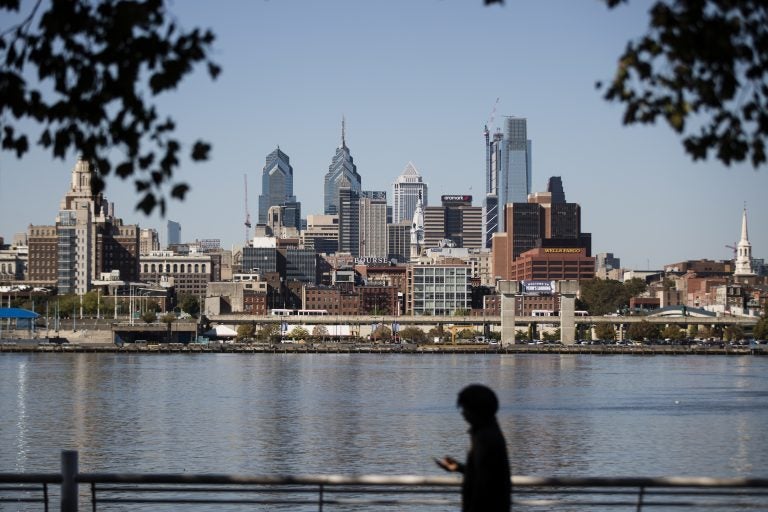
[0, 341, 762, 355]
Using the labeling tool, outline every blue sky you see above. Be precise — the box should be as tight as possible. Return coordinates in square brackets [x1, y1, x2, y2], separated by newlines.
[1, 0, 766, 270]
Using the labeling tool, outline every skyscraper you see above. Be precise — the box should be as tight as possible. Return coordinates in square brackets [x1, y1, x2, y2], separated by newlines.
[324, 119, 362, 215]
[484, 117, 532, 246]
[337, 176, 360, 256]
[359, 191, 387, 259]
[423, 195, 483, 249]
[27, 156, 139, 294]
[392, 162, 428, 224]
[167, 220, 181, 247]
[258, 147, 297, 224]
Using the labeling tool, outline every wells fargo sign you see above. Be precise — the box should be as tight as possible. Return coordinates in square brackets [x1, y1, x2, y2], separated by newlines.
[543, 248, 583, 254]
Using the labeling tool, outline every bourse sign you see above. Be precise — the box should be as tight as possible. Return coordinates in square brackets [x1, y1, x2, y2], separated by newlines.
[520, 280, 556, 295]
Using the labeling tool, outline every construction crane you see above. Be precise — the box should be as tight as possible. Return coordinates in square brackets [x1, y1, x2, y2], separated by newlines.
[243, 174, 252, 244]
[725, 243, 737, 259]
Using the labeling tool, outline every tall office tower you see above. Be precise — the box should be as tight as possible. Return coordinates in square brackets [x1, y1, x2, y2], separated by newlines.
[139, 228, 160, 255]
[387, 221, 410, 263]
[484, 117, 532, 244]
[483, 131, 503, 248]
[258, 147, 298, 224]
[324, 119, 362, 215]
[547, 176, 566, 204]
[337, 176, 360, 256]
[359, 191, 388, 259]
[28, 156, 139, 294]
[491, 179, 591, 281]
[423, 195, 483, 249]
[167, 220, 181, 247]
[392, 162, 428, 224]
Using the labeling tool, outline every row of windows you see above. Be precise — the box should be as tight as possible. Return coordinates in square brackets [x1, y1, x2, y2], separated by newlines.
[142, 263, 207, 273]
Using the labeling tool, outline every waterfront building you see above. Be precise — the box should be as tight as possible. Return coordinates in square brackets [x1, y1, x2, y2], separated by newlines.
[302, 285, 361, 315]
[507, 246, 595, 281]
[338, 177, 360, 257]
[205, 280, 268, 315]
[324, 119, 362, 215]
[167, 220, 181, 247]
[423, 195, 483, 249]
[392, 162, 428, 224]
[734, 208, 755, 277]
[140, 250, 213, 298]
[406, 264, 472, 316]
[0, 243, 26, 283]
[359, 191, 388, 259]
[139, 228, 160, 255]
[423, 244, 494, 287]
[26, 157, 139, 294]
[258, 147, 299, 226]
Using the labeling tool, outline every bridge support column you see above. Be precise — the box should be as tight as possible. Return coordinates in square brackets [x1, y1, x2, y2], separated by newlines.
[499, 281, 519, 348]
[558, 280, 579, 345]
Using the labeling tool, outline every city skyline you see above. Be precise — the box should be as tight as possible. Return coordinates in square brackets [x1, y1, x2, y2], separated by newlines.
[1, 1, 766, 270]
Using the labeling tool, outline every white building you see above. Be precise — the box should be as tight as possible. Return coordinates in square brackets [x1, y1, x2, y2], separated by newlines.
[392, 162, 428, 224]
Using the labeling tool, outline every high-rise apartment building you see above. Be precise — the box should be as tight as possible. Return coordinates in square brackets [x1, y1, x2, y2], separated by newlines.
[423, 195, 483, 249]
[167, 220, 181, 247]
[27, 157, 139, 294]
[359, 191, 387, 259]
[484, 117, 532, 247]
[258, 147, 298, 225]
[324, 119, 362, 215]
[387, 221, 410, 263]
[392, 162, 428, 224]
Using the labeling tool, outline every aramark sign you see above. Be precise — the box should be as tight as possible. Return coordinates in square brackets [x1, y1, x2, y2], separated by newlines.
[520, 280, 556, 295]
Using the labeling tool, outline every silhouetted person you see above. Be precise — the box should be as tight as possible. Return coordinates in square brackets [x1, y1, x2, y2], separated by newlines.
[436, 384, 511, 511]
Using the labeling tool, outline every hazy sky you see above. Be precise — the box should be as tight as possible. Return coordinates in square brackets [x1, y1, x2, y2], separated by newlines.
[1, 0, 765, 270]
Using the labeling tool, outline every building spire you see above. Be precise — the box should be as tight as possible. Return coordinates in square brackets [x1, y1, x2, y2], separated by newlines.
[341, 115, 346, 149]
[734, 206, 754, 276]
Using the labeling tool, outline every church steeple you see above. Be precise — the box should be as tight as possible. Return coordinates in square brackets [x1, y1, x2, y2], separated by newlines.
[410, 190, 425, 262]
[734, 207, 754, 276]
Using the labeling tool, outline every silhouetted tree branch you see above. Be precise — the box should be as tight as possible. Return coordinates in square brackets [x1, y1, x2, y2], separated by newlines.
[0, 0, 220, 214]
[600, 0, 767, 168]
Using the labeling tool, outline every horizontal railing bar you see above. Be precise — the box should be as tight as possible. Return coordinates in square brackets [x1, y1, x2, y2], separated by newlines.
[0, 474, 61, 483]
[94, 485, 456, 494]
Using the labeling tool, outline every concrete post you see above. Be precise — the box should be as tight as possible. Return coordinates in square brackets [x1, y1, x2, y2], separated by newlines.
[558, 280, 579, 345]
[499, 281, 519, 348]
[61, 450, 78, 512]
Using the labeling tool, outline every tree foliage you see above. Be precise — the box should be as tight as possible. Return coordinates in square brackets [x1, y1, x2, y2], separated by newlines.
[399, 326, 427, 343]
[579, 278, 641, 315]
[594, 323, 616, 341]
[178, 294, 199, 318]
[236, 323, 255, 341]
[0, 0, 220, 214]
[288, 326, 309, 339]
[627, 320, 660, 341]
[602, 0, 768, 168]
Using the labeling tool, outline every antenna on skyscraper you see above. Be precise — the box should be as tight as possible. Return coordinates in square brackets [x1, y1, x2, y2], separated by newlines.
[243, 174, 252, 244]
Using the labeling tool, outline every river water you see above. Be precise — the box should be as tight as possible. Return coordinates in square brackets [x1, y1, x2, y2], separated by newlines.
[1, 353, 767, 506]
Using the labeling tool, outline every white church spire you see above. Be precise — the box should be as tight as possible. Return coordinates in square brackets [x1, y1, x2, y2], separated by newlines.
[734, 207, 754, 276]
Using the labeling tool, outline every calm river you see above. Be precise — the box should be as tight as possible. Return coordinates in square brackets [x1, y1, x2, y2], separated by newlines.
[2, 353, 767, 481]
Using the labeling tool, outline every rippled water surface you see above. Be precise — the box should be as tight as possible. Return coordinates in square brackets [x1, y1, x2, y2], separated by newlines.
[1, 353, 767, 479]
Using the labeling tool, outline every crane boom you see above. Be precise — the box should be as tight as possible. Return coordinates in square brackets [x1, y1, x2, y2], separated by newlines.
[244, 174, 251, 244]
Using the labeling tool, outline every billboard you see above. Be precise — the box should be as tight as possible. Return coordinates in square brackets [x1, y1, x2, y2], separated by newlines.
[520, 280, 556, 295]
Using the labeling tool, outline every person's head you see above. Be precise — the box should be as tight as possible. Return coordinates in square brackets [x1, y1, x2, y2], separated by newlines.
[457, 384, 498, 425]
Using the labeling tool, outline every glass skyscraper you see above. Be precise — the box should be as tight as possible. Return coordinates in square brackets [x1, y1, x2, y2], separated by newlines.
[324, 120, 362, 215]
[484, 117, 532, 246]
[258, 147, 297, 224]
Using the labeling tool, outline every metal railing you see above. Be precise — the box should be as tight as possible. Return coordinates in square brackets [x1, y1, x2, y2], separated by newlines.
[1, 451, 767, 511]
